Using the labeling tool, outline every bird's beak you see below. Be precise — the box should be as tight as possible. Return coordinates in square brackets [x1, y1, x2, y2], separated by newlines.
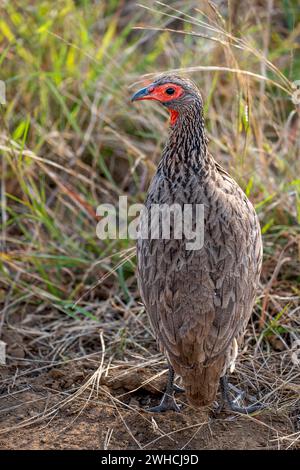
[131, 86, 153, 102]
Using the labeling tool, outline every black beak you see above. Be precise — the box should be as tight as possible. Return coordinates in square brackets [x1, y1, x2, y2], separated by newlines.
[131, 86, 150, 102]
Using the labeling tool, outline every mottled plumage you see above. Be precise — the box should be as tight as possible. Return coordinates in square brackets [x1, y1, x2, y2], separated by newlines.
[133, 75, 262, 407]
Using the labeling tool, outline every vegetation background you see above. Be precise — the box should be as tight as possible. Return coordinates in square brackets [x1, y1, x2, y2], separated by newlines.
[0, 0, 299, 450]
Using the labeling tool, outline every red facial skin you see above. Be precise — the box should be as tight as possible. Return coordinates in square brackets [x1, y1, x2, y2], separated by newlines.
[168, 109, 179, 126]
[135, 83, 183, 125]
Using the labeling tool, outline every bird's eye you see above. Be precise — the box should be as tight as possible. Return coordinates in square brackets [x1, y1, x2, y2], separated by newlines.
[165, 87, 175, 95]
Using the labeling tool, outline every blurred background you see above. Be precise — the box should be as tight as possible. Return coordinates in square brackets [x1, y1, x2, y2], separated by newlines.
[0, 0, 299, 450]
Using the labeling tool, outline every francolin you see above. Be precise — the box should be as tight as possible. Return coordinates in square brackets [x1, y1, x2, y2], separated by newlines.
[132, 75, 263, 413]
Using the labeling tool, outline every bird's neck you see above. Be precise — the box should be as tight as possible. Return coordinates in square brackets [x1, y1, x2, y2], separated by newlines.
[160, 103, 212, 177]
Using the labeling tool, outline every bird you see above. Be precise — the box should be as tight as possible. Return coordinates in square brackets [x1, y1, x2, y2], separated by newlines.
[131, 74, 263, 413]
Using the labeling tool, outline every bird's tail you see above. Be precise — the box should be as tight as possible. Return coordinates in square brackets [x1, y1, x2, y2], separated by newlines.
[176, 356, 225, 407]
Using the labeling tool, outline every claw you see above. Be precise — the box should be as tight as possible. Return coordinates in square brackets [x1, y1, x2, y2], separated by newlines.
[173, 383, 185, 393]
[227, 402, 267, 414]
[148, 393, 181, 413]
[218, 376, 266, 415]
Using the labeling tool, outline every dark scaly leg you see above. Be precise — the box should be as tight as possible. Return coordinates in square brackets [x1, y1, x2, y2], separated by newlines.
[148, 364, 181, 413]
[218, 376, 266, 414]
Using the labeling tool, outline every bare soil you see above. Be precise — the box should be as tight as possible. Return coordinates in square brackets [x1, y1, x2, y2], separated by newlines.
[0, 359, 297, 450]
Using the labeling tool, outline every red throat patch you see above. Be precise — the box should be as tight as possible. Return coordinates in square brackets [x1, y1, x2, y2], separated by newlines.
[169, 109, 179, 126]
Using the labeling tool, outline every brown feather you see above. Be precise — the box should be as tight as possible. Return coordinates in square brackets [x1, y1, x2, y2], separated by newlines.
[136, 75, 262, 407]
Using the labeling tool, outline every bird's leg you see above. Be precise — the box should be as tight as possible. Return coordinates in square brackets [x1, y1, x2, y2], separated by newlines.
[217, 376, 266, 414]
[148, 365, 181, 412]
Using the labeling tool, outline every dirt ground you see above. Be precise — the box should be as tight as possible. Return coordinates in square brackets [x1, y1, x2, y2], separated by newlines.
[0, 358, 298, 450]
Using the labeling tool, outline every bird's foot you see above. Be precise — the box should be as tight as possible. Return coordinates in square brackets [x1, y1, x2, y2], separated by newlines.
[217, 376, 266, 415]
[226, 401, 266, 414]
[216, 399, 266, 415]
[148, 393, 181, 413]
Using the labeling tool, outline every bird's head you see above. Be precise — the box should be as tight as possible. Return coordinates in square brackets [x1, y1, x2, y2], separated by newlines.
[131, 74, 203, 126]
